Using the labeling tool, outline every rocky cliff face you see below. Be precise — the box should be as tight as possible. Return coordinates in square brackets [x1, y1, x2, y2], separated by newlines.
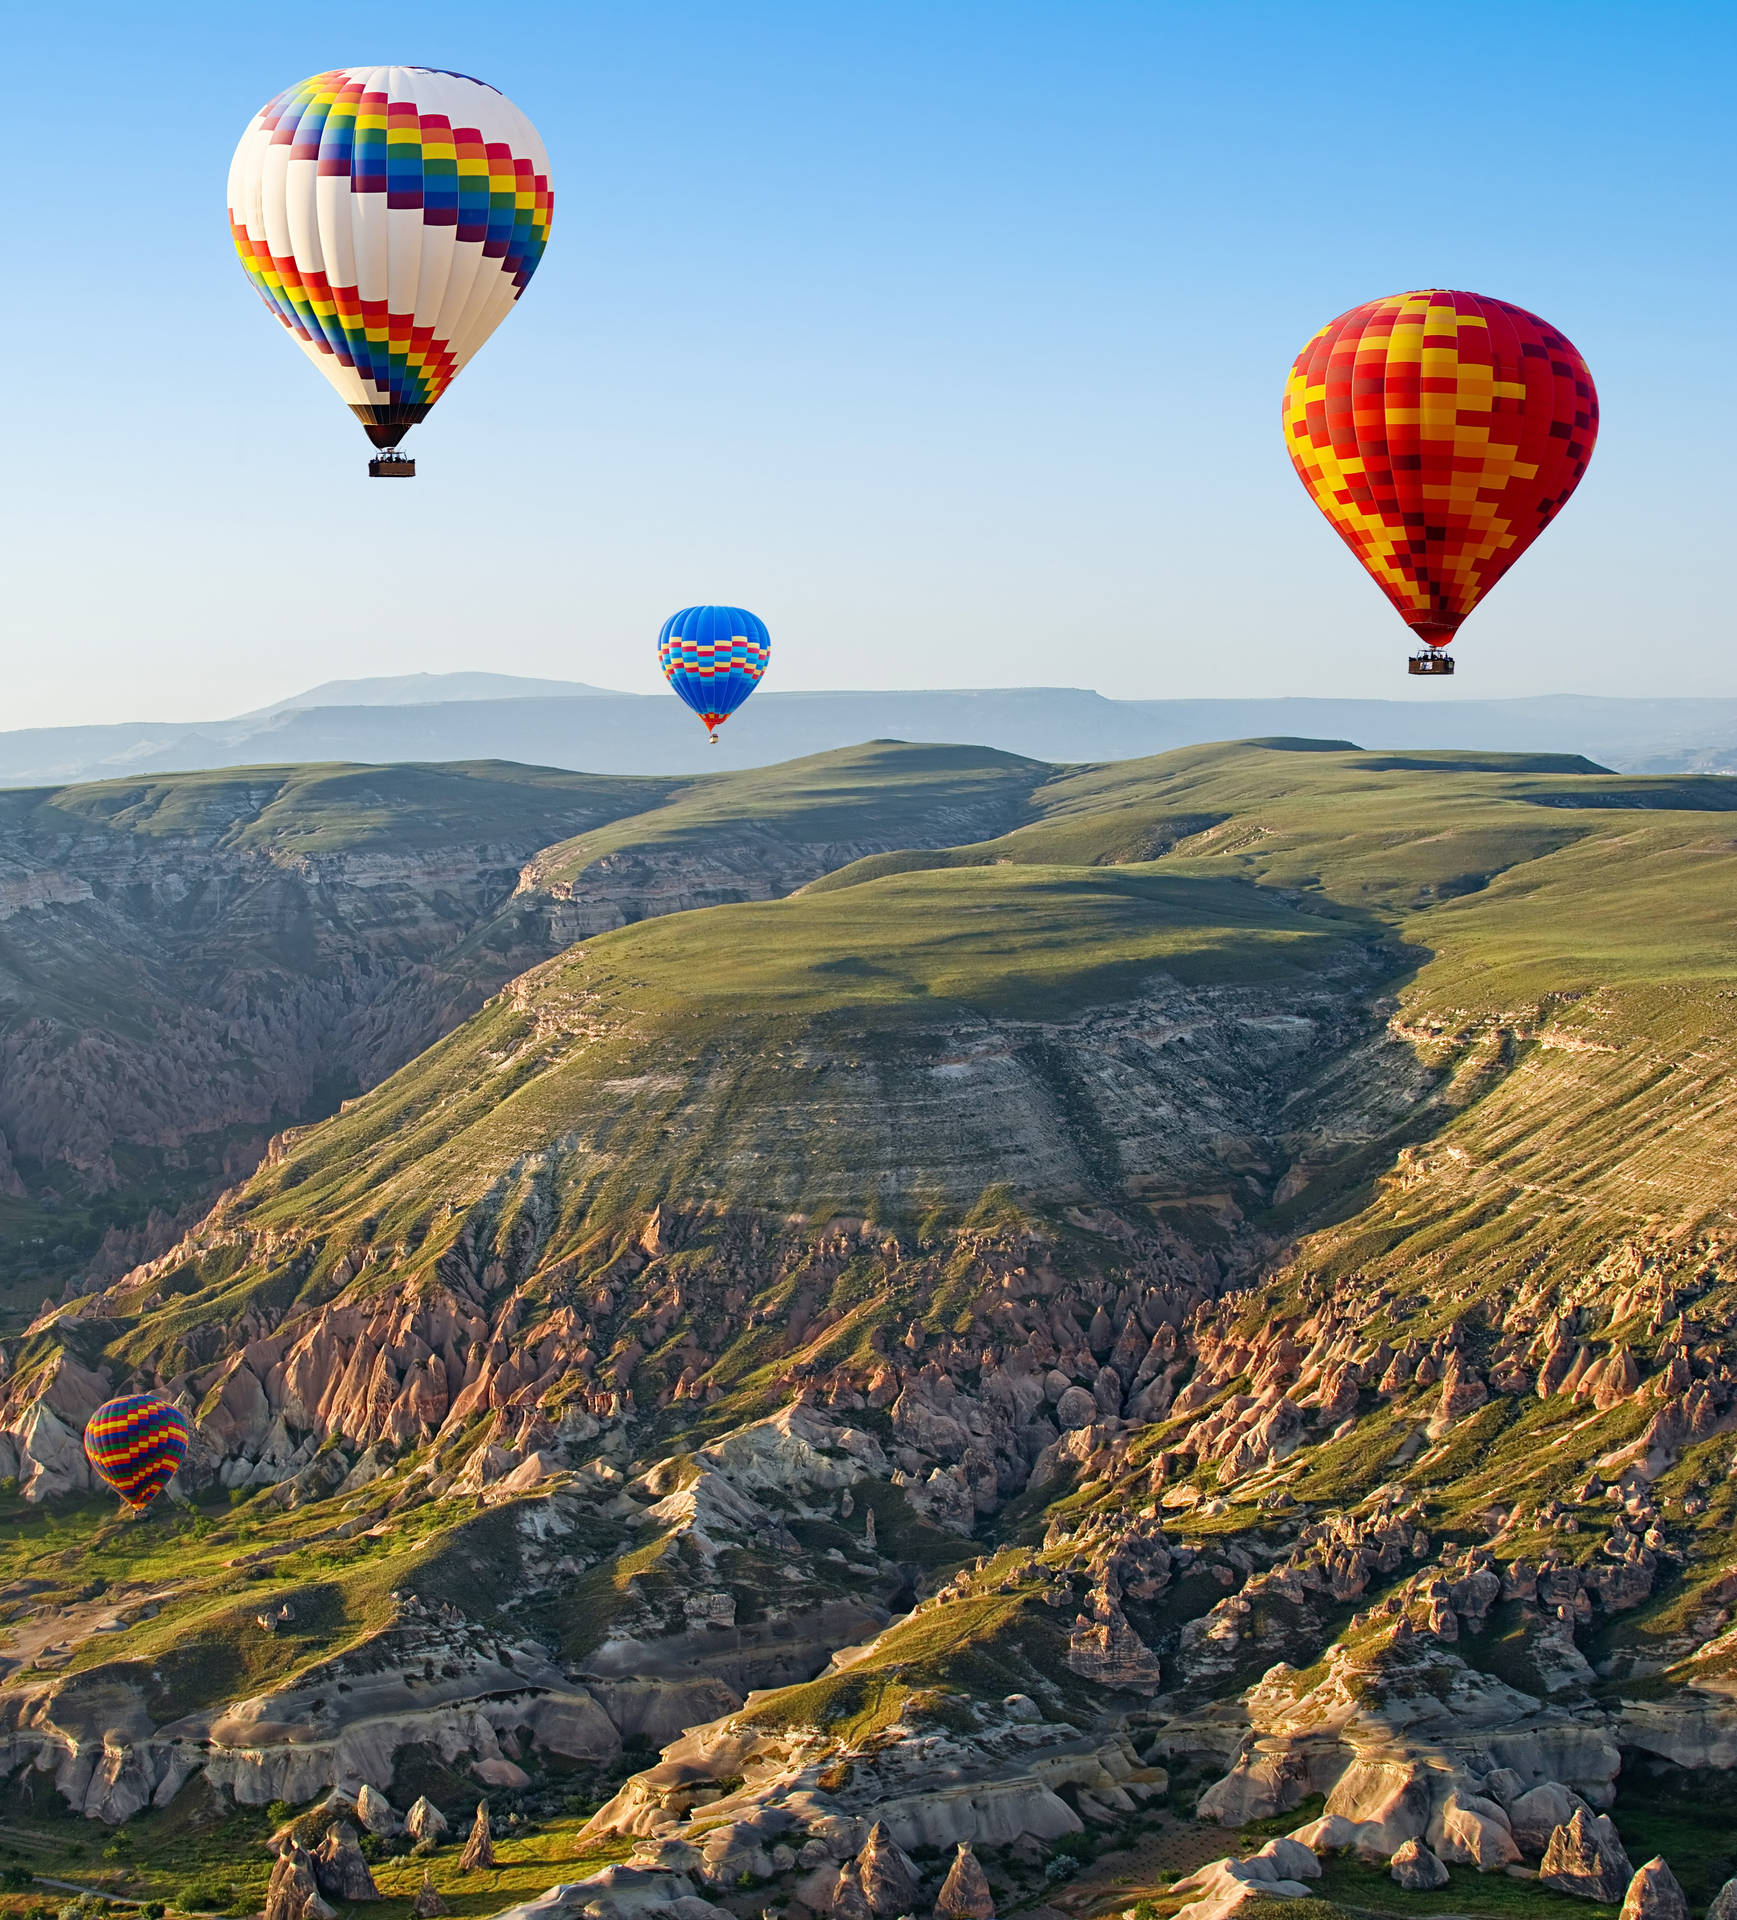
[0, 749, 1047, 1311]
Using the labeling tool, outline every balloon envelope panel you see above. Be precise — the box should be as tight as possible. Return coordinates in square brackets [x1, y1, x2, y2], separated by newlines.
[84, 1394, 193, 1507]
[1282, 290, 1598, 647]
[228, 68, 553, 426]
[658, 606, 771, 735]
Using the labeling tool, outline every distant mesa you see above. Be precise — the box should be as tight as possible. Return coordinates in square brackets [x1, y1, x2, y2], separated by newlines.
[7, 675, 1737, 787]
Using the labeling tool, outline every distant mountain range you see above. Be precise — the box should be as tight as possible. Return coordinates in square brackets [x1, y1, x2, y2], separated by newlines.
[4, 671, 1736, 783]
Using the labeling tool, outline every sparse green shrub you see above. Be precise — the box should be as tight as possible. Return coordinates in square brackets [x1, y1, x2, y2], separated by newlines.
[178, 1883, 236, 1912]
[2, 1866, 34, 1891]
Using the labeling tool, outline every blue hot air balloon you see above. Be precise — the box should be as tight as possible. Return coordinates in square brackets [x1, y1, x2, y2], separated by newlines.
[658, 606, 770, 740]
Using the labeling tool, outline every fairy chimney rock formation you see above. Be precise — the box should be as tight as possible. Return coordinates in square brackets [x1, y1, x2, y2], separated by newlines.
[1620, 1858, 1689, 1920]
[265, 1845, 337, 1920]
[936, 1840, 995, 1919]
[459, 1802, 496, 1872]
[858, 1819, 924, 1914]
[314, 1824, 380, 1903]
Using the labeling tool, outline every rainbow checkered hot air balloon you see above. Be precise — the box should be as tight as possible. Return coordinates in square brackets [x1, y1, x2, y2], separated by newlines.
[228, 67, 553, 477]
[658, 606, 771, 740]
[1282, 290, 1598, 677]
[84, 1395, 193, 1509]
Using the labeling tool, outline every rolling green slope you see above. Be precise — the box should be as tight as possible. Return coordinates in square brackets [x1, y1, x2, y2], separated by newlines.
[521, 739, 1050, 889]
[0, 746, 1055, 1314]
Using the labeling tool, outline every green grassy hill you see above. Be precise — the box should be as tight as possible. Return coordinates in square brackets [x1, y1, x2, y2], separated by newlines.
[0, 747, 1056, 1317]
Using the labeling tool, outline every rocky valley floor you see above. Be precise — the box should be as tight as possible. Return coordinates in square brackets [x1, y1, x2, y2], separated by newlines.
[6, 740, 1737, 1920]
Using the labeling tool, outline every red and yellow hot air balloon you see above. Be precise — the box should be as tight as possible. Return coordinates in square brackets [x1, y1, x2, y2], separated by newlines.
[1282, 290, 1598, 676]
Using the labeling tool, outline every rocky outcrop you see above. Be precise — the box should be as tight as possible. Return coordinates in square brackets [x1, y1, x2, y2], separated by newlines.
[413, 1870, 447, 1918]
[1390, 1840, 1449, 1889]
[1620, 1858, 1688, 1920]
[575, 1702, 1138, 1867]
[856, 1820, 922, 1915]
[1065, 1593, 1162, 1692]
[1198, 1617, 1619, 1851]
[459, 1801, 495, 1871]
[0, 775, 657, 1270]
[0, 1583, 629, 1824]
[1430, 1789, 1518, 1870]
[355, 1784, 401, 1836]
[1171, 1848, 1319, 1920]
[313, 1824, 378, 1902]
[1541, 1808, 1632, 1901]
[1509, 1782, 1593, 1859]
[935, 1842, 995, 1918]
[405, 1796, 449, 1845]
[266, 1844, 336, 1920]
[512, 1867, 737, 1920]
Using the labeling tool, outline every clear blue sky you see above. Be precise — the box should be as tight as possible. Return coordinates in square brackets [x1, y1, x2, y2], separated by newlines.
[3, 1, 1730, 723]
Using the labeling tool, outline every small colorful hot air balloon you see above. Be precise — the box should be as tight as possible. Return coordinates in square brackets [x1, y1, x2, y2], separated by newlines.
[1282, 290, 1598, 676]
[84, 1395, 193, 1509]
[228, 67, 553, 476]
[658, 606, 771, 740]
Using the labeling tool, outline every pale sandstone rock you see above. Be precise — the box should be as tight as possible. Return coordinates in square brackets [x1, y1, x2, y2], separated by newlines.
[1430, 1790, 1519, 1870]
[16, 1403, 91, 1502]
[486, 1865, 734, 1920]
[413, 1870, 448, 1918]
[831, 1860, 875, 1920]
[1172, 1856, 1315, 1920]
[405, 1796, 449, 1843]
[1541, 1808, 1629, 1902]
[1705, 1876, 1737, 1920]
[314, 1823, 379, 1902]
[1508, 1782, 1592, 1860]
[495, 1451, 556, 1494]
[857, 1819, 923, 1914]
[1291, 1814, 1358, 1855]
[356, 1783, 402, 1836]
[1619, 1858, 1688, 1920]
[1055, 1385, 1098, 1432]
[1065, 1593, 1162, 1692]
[1482, 1767, 1526, 1809]
[1323, 1756, 1430, 1853]
[1252, 1838, 1320, 1881]
[936, 1841, 996, 1918]
[266, 1844, 338, 1920]
[458, 1801, 495, 1871]
[1390, 1840, 1449, 1890]
[1598, 1817, 1635, 1878]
